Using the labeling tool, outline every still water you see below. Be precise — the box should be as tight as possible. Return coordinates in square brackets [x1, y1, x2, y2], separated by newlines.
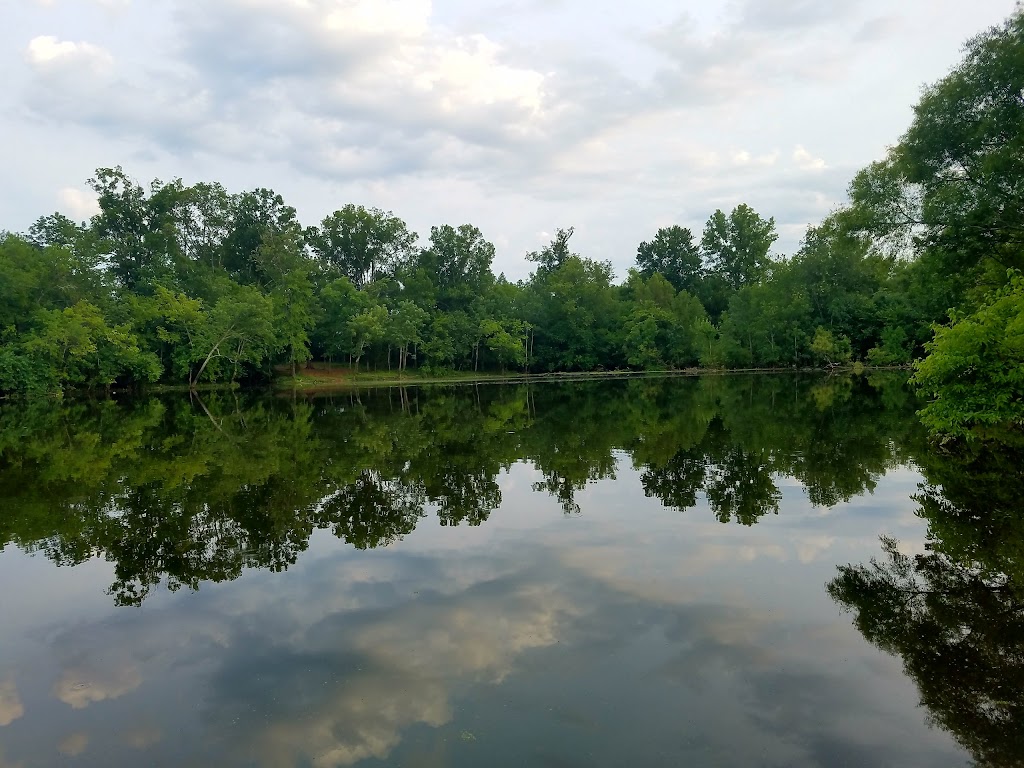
[0, 374, 1020, 767]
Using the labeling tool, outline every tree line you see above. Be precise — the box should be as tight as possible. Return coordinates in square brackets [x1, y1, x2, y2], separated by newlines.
[2, 8, 1022, 436]
[0, 184, 849, 391]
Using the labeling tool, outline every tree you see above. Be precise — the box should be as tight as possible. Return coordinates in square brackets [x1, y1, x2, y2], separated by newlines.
[315, 277, 362, 364]
[790, 211, 890, 357]
[417, 224, 496, 311]
[527, 255, 621, 371]
[173, 181, 233, 277]
[387, 301, 429, 372]
[810, 327, 853, 367]
[526, 227, 576, 277]
[88, 167, 182, 290]
[192, 286, 277, 385]
[866, 326, 912, 366]
[911, 270, 1024, 439]
[701, 204, 778, 291]
[479, 318, 528, 371]
[272, 268, 316, 377]
[221, 188, 303, 287]
[27, 212, 88, 251]
[636, 225, 703, 294]
[347, 303, 388, 371]
[306, 205, 417, 288]
[420, 310, 477, 370]
[622, 304, 666, 369]
[148, 286, 207, 383]
[24, 301, 160, 390]
[847, 7, 1024, 319]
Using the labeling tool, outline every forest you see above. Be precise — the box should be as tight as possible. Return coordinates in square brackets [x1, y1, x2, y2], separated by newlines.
[1, 10, 1022, 437]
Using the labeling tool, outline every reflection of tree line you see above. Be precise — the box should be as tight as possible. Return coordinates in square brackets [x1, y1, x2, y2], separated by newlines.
[829, 437, 1024, 767]
[0, 374, 918, 605]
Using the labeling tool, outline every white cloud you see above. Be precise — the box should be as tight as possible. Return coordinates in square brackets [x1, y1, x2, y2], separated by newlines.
[732, 149, 780, 167]
[4, 0, 1020, 275]
[33, 0, 131, 5]
[793, 144, 827, 171]
[25, 35, 112, 68]
[232, 581, 578, 767]
[58, 187, 100, 221]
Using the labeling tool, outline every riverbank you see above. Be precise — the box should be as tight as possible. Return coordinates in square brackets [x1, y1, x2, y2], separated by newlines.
[273, 361, 911, 393]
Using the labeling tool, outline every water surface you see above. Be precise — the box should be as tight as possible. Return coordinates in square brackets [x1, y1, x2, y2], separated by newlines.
[0, 374, 1019, 766]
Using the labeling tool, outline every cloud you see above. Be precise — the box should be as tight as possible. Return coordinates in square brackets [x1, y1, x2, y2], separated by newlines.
[732, 149, 780, 167]
[738, 0, 863, 32]
[0, 682, 24, 727]
[647, 1, 868, 104]
[33, 0, 131, 5]
[175, 0, 550, 164]
[121, 725, 162, 749]
[7, 0, 1014, 278]
[53, 663, 142, 709]
[793, 144, 827, 171]
[854, 15, 906, 43]
[57, 732, 89, 757]
[25, 36, 112, 68]
[57, 187, 100, 220]
[210, 574, 579, 767]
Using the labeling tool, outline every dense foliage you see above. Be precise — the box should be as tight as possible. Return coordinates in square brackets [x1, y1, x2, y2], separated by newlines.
[1, 9, 1021, 438]
[0, 180, 929, 393]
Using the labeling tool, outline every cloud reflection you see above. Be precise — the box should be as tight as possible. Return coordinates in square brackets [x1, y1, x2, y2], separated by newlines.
[0, 683, 23, 727]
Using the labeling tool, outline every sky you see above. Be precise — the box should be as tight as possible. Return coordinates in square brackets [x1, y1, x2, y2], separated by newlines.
[1, 0, 1019, 281]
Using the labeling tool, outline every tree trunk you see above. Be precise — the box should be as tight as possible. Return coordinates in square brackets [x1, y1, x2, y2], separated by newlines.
[193, 327, 235, 387]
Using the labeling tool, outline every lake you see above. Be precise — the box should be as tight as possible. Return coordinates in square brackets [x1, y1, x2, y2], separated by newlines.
[0, 374, 1020, 767]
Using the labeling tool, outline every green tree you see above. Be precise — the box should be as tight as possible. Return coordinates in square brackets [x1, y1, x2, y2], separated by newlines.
[306, 205, 417, 288]
[387, 300, 429, 372]
[88, 167, 167, 290]
[417, 224, 496, 311]
[272, 268, 316, 377]
[192, 286, 277, 385]
[911, 271, 1024, 438]
[221, 188, 303, 287]
[527, 255, 621, 371]
[347, 303, 388, 371]
[24, 301, 160, 390]
[810, 326, 853, 366]
[526, 227, 576, 277]
[478, 317, 528, 371]
[858, 11, 1024, 279]
[636, 225, 703, 294]
[701, 204, 778, 292]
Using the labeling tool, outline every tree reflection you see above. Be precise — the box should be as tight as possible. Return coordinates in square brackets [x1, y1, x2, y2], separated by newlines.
[0, 372, 922, 605]
[828, 439, 1024, 767]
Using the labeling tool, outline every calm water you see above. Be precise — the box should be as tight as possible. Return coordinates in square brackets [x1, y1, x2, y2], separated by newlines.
[0, 374, 1021, 767]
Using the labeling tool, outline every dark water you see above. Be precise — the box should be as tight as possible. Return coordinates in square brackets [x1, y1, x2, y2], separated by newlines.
[0, 374, 1021, 767]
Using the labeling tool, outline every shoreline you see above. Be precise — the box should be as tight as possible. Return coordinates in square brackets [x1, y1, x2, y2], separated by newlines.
[0, 365, 914, 401]
[272, 364, 913, 394]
